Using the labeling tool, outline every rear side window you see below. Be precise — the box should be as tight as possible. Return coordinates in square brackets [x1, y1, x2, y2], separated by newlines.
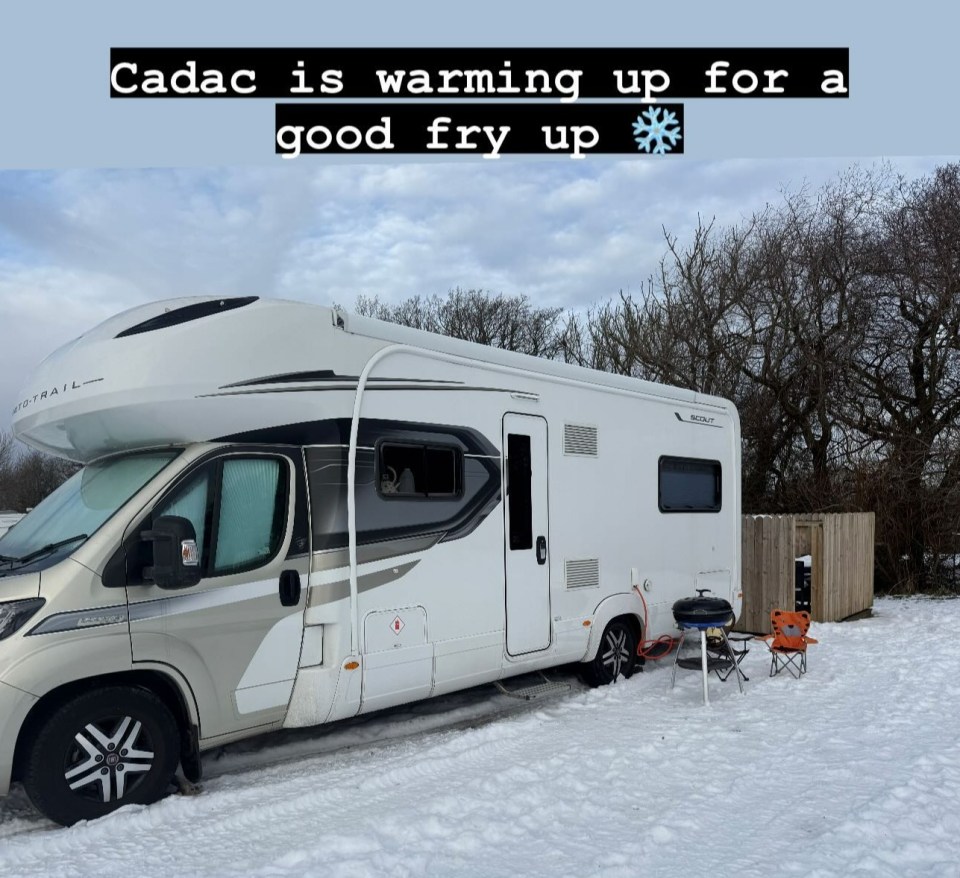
[659, 457, 722, 512]
[378, 443, 461, 498]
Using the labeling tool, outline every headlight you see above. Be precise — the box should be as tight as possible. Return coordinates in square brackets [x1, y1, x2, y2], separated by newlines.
[0, 599, 45, 640]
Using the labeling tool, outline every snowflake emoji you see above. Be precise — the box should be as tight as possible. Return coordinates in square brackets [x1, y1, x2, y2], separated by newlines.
[632, 107, 682, 154]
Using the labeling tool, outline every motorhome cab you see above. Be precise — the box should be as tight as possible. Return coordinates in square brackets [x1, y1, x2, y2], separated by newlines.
[0, 296, 741, 825]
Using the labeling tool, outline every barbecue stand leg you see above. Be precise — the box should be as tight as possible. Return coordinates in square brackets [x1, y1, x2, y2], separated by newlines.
[671, 628, 685, 689]
[700, 629, 709, 706]
[720, 631, 744, 695]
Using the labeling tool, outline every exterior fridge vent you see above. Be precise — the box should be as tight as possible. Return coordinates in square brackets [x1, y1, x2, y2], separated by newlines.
[565, 558, 600, 589]
[563, 423, 598, 457]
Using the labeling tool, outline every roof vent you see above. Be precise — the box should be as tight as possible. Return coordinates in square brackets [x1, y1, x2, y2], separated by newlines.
[563, 423, 598, 457]
[565, 558, 600, 589]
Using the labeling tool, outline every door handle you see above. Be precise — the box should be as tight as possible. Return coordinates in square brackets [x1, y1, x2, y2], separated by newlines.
[279, 570, 301, 607]
[536, 536, 547, 565]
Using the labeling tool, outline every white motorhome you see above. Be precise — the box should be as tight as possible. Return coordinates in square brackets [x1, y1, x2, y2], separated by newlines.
[0, 296, 741, 825]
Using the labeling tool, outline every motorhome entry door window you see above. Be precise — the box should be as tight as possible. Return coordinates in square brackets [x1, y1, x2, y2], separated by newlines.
[507, 434, 533, 550]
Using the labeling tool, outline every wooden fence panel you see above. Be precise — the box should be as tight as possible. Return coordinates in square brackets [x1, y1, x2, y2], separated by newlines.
[736, 515, 794, 634]
[737, 513, 874, 633]
[797, 513, 874, 623]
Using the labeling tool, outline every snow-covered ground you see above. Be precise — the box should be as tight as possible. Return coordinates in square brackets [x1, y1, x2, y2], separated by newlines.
[2, 597, 959, 877]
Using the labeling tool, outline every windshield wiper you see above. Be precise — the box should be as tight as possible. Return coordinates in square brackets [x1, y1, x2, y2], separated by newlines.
[10, 534, 89, 565]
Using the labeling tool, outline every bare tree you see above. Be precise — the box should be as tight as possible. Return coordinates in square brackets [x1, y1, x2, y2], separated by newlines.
[738, 168, 885, 508]
[842, 165, 960, 590]
[586, 217, 755, 397]
[353, 288, 569, 358]
[0, 431, 78, 512]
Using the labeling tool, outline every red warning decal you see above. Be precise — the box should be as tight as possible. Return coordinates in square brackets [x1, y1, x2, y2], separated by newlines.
[391, 615, 405, 634]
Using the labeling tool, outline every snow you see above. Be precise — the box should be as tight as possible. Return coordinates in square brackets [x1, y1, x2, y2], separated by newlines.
[2, 597, 960, 876]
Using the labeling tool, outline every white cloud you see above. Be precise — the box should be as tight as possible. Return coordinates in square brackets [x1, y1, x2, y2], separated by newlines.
[0, 156, 953, 434]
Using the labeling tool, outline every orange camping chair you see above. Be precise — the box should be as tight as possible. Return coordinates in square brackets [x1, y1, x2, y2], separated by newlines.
[758, 610, 818, 678]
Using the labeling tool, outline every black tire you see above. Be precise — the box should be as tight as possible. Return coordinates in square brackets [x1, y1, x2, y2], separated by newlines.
[582, 619, 637, 687]
[22, 686, 180, 826]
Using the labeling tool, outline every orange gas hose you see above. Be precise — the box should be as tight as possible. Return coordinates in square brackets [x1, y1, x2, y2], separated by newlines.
[633, 584, 679, 660]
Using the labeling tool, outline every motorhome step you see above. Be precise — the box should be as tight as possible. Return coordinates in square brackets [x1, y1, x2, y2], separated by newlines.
[495, 674, 572, 700]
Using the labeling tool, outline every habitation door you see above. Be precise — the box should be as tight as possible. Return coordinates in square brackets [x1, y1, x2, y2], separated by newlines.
[502, 413, 551, 655]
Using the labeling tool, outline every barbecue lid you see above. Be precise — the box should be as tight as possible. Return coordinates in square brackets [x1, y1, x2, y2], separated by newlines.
[672, 589, 734, 626]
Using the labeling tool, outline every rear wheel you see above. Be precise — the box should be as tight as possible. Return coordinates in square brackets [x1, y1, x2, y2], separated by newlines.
[582, 619, 637, 687]
[22, 686, 180, 826]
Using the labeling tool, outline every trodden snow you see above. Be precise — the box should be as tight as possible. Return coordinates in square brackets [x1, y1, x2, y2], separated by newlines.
[1, 596, 959, 877]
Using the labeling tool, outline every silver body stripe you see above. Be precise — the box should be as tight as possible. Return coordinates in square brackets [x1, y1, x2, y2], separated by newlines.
[29, 605, 129, 635]
[127, 578, 277, 623]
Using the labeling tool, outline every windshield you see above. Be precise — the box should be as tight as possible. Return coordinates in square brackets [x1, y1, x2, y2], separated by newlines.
[0, 451, 179, 569]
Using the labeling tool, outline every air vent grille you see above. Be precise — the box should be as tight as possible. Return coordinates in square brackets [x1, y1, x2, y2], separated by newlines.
[563, 423, 598, 457]
[565, 558, 600, 589]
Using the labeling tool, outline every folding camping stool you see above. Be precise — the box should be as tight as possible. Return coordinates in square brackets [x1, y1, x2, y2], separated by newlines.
[758, 609, 818, 678]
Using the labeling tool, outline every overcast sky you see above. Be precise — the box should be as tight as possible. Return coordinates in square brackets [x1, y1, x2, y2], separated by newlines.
[0, 156, 951, 435]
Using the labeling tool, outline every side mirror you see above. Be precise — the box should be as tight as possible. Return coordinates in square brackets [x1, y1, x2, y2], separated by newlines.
[141, 515, 202, 589]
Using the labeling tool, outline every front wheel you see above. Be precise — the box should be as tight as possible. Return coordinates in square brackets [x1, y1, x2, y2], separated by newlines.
[582, 619, 637, 687]
[22, 686, 180, 826]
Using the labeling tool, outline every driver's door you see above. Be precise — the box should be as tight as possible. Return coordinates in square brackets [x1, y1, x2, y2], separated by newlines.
[126, 449, 308, 739]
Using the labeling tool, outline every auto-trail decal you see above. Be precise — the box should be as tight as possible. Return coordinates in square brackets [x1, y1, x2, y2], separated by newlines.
[12, 378, 105, 417]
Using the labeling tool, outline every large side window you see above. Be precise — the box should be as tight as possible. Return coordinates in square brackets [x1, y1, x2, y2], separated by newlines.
[378, 443, 461, 498]
[658, 456, 722, 513]
[153, 456, 287, 577]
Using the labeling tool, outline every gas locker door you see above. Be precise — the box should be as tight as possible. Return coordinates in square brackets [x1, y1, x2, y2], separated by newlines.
[503, 413, 551, 655]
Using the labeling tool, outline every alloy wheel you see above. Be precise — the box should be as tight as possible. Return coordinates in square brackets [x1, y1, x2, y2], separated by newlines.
[63, 714, 155, 804]
[601, 627, 632, 680]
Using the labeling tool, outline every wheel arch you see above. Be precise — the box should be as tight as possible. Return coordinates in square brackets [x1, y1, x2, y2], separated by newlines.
[582, 594, 644, 663]
[12, 667, 199, 785]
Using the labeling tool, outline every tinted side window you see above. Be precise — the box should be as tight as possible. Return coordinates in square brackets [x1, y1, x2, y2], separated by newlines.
[378, 443, 461, 498]
[659, 457, 722, 512]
